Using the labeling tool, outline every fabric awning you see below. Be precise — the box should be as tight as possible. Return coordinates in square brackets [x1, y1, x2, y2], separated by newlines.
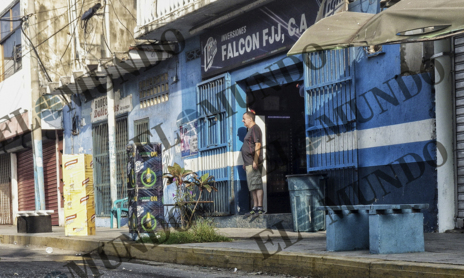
[289, 0, 464, 55]
[288, 12, 374, 55]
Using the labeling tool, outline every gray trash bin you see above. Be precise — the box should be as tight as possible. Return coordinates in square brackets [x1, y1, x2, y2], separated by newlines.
[287, 174, 326, 232]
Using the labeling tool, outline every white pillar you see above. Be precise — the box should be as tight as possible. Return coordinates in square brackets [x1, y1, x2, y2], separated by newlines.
[56, 130, 63, 226]
[435, 38, 455, 232]
[11, 153, 17, 225]
[107, 75, 117, 208]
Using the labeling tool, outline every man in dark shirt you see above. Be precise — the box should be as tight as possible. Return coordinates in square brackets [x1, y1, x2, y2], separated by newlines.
[241, 111, 265, 217]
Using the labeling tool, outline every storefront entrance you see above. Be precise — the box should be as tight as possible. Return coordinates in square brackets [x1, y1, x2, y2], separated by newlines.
[247, 82, 306, 213]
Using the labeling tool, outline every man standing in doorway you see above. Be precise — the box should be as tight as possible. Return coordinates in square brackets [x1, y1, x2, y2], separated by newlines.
[241, 110, 265, 218]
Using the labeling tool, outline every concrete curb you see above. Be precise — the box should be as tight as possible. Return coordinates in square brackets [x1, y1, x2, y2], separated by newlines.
[1, 234, 464, 277]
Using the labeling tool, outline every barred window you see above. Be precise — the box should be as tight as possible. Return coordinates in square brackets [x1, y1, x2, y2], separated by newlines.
[139, 72, 169, 108]
[1, 2, 21, 81]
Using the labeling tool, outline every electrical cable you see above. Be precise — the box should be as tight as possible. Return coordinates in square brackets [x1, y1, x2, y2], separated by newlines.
[60, 0, 86, 61]
[30, 1, 100, 15]
[117, 0, 136, 21]
[21, 18, 78, 71]
[20, 22, 52, 82]
[108, 0, 133, 37]
[23, 16, 79, 58]
[17, 0, 97, 43]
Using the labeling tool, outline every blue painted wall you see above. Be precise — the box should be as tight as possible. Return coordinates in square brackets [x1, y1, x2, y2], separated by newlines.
[353, 44, 437, 231]
[63, 94, 99, 155]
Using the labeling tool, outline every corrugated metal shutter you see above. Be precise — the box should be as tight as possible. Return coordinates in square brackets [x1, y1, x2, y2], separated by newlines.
[17, 149, 35, 212]
[454, 35, 464, 220]
[17, 141, 61, 225]
[196, 73, 232, 216]
[0, 153, 11, 224]
[43, 141, 59, 226]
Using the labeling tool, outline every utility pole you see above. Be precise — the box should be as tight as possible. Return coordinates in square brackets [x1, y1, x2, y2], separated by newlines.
[28, 0, 45, 210]
[104, 2, 117, 208]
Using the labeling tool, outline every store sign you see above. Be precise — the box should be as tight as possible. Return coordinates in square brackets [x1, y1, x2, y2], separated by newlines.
[316, 0, 348, 22]
[200, 0, 319, 78]
[91, 91, 133, 123]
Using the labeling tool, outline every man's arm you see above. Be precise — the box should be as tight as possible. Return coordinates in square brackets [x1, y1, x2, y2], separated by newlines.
[253, 142, 261, 170]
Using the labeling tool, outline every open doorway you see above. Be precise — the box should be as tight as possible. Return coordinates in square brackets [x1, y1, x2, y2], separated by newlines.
[247, 82, 306, 214]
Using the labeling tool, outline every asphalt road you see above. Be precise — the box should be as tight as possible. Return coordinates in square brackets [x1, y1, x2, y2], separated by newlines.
[0, 244, 300, 278]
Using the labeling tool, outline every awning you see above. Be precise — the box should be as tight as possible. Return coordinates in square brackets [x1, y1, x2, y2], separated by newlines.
[288, 12, 374, 54]
[289, 0, 464, 55]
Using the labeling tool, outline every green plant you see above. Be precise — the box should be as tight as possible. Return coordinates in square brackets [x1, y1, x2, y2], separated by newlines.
[163, 163, 218, 229]
[184, 173, 217, 227]
[137, 217, 232, 244]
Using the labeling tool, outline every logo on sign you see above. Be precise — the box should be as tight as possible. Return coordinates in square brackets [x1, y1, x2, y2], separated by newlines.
[66, 214, 77, 224]
[317, 0, 347, 21]
[135, 161, 143, 173]
[82, 178, 90, 186]
[204, 37, 217, 72]
[64, 159, 78, 169]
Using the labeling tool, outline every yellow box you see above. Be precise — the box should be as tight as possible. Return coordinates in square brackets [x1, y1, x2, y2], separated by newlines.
[63, 154, 96, 236]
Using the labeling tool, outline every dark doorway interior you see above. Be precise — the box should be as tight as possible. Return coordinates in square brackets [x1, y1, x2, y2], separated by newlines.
[247, 82, 307, 214]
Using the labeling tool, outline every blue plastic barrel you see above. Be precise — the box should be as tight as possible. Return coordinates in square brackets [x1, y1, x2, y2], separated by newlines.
[286, 174, 326, 232]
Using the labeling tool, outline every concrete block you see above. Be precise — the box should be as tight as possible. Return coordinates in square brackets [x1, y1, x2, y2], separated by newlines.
[369, 213, 425, 254]
[325, 211, 369, 251]
[17, 216, 52, 233]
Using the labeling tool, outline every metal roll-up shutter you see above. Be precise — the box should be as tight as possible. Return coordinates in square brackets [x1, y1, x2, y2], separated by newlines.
[455, 35, 464, 222]
[0, 153, 11, 224]
[43, 141, 59, 226]
[17, 149, 35, 212]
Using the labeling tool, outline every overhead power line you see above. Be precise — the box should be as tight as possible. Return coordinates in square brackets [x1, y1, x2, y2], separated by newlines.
[21, 23, 52, 82]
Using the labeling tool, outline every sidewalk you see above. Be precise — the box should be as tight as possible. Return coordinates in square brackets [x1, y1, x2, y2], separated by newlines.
[0, 225, 464, 277]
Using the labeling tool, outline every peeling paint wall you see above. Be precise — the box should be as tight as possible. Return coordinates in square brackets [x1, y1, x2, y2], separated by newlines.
[35, 0, 137, 85]
[35, 0, 71, 84]
[108, 0, 137, 53]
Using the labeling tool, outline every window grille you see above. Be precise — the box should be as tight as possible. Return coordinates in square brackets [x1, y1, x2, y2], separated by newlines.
[92, 117, 128, 216]
[134, 118, 150, 144]
[196, 73, 232, 215]
[139, 72, 169, 108]
[305, 48, 357, 171]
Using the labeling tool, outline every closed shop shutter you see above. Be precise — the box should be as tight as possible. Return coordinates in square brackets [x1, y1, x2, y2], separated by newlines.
[43, 141, 59, 226]
[455, 35, 464, 221]
[0, 153, 11, 224]
[17, 149, 35, 212]
[17, 140, 61, 225]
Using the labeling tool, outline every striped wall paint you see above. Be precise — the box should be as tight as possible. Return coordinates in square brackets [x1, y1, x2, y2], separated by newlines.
[184, 118, 435, 173]
[307, 119, 435, 154]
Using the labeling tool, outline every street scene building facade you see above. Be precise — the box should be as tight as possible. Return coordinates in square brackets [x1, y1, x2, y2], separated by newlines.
[0, 0, 461, 234]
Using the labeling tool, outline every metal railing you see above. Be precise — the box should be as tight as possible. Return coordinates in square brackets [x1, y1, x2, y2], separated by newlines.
[137, 0, 201, 26]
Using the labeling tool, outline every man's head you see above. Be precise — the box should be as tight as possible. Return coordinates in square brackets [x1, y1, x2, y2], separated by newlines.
[242, 111, 255, 128]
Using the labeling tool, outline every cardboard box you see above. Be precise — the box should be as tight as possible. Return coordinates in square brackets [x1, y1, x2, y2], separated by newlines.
[63, 154, 96, 236]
